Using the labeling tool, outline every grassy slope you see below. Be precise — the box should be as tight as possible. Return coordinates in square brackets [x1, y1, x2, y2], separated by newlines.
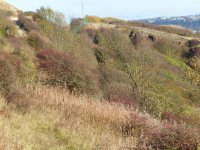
[0, 85, 199, 149]
[0, 0, 18, 16]
[0, 5, 200, 149]
[0, 85, 137, 149]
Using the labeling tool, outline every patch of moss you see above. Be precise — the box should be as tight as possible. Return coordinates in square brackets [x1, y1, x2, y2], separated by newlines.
[165, 56, 188, 71]
[162, 70, 179, 80]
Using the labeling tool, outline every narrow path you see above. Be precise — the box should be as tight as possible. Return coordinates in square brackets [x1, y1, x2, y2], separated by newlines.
[134, 26, 196, 41]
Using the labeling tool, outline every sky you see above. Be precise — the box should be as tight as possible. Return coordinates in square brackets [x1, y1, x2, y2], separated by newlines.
[6, 0, 200, 21]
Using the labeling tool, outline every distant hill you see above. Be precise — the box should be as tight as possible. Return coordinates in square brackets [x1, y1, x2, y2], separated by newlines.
[139, 14, 200, 32]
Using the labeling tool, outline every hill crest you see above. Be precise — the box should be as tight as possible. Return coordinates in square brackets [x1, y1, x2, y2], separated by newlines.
[0, 0, 19, 16]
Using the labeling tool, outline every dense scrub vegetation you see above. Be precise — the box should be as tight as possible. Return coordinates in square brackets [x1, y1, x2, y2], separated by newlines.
[1, 4, 200, 149]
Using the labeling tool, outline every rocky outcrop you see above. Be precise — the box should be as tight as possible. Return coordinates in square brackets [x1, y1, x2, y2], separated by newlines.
[187, 39, 200, 48]
[147, 34, 156, 42]
[129, 31, 140, 46]
[189, 47, 200, 57]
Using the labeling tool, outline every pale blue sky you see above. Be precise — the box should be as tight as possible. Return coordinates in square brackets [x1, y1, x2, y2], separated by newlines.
[6, 0, 200, 20]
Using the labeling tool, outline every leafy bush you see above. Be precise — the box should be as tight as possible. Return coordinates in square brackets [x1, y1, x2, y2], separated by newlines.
[185, 68, 200, 85]
[190, 56, 200, 72]
[36, 7, 66, 25]
[13, 49, 36, 84]
[70, 18, 82, 32]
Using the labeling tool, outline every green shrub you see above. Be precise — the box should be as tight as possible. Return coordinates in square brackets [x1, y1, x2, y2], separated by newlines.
[165, 56, 200, 85]
[70, 18, 82, 32]
[0, 17, 16, 37]
[190, 56, 200, 72]
[36, 7, 66, 25]
[155, 38, 183, 57]
[13, 49, 36, 84]
[0, 55, 17, 101]
[185, 68, 200, 85]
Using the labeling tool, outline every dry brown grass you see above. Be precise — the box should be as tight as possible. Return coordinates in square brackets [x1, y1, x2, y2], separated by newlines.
[0, 85, 138, 149]
[0, 84, 198, 149]
[0, 0, 19, 16]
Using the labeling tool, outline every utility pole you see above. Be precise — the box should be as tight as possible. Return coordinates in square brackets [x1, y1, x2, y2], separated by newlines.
[82, 0, 84, 17]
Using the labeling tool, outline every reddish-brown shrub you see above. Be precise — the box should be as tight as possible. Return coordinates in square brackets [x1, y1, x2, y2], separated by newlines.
[121, 112, 150, 137]
[161, 111, 200, 125]
[8, 36, 22, 50]
[120, 110, 199, 149]
[27, 31, 51, 51]
[148, 124, 198, 150]
[161, 111, 181, 123]
[108, 96, 136, 108]
[37, 49, 100, 95]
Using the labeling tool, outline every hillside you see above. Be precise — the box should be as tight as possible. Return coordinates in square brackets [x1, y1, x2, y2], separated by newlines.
[139, 14, 200, 32]
[0, 2, 200, 150]
[0, 0, 18, 16]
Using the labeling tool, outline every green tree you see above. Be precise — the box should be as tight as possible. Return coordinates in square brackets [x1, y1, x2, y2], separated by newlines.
[36, 7, 66, 26]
